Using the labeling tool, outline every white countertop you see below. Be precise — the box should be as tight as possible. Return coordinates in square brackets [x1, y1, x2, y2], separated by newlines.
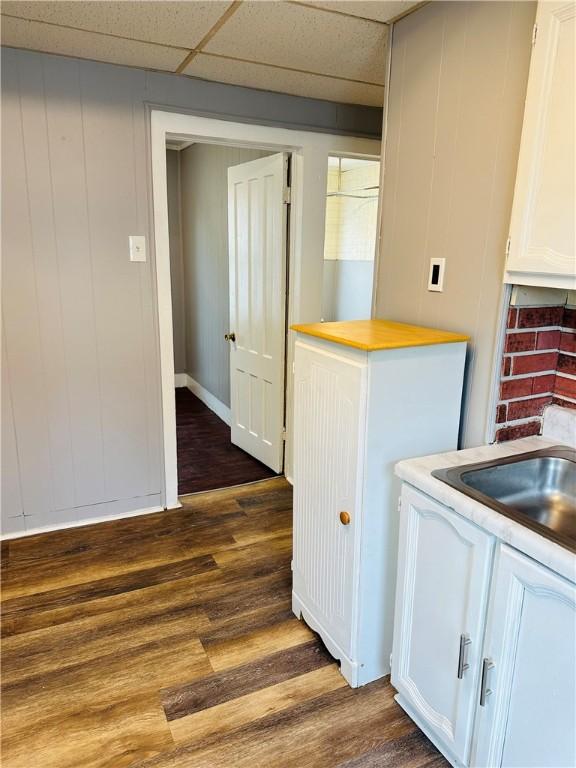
[396, 435, 576, 584]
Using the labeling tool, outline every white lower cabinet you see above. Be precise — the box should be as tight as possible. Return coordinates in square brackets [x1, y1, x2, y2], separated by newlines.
[393, 483, 576, 768]
[392, 486, 494, 766]
[473, 545, 576, 768]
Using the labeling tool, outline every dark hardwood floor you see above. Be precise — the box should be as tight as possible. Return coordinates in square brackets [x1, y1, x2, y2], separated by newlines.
[176, 388, 277, 495]
[1, 478, 447, 768]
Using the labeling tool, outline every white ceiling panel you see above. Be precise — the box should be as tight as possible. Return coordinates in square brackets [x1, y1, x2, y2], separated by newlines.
[1, 1, 230, 50]
[203, 1, 388, 84]
[185, 52, 384, 106]
[294, 1, 421, 23]
[1, 16, 185, 71]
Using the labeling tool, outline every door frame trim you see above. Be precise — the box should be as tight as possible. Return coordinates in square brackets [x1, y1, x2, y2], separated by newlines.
[150, 110, 380, 508]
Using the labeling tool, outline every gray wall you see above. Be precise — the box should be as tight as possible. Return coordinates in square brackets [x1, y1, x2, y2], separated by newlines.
[166, 150, 186, 374]
[375, 1, 535, 447]
[1, 47, 380, 534]
[179, 144, 271, 408]
[322, 260, 374, 322]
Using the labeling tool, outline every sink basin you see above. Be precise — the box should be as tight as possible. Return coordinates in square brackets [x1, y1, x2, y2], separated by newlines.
[432, 447, 576, 551]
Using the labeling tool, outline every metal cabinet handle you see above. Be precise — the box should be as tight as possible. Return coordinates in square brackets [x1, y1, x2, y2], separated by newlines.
[224, 332, 236, 343]
[479, 658, 495, 706]
[457, 634, 471, 679]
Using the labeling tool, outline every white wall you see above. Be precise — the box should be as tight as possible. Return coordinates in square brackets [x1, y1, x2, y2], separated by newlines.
[375, 1, 536, 447]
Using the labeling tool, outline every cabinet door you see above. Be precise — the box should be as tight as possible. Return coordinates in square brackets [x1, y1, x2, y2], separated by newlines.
[292, 341, 366, 657]
[473, 545, 576, 768]
[392, 486, 494, 766]
[505, 2, 575, 289]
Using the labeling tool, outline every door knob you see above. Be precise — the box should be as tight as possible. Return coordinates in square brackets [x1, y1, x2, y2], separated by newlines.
[339, 511, 351, 525]
[224, 332, 236, 343]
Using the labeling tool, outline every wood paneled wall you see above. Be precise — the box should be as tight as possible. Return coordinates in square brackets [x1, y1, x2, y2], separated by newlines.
[375, 1, 536, 447]
[1, 47, 380, 536]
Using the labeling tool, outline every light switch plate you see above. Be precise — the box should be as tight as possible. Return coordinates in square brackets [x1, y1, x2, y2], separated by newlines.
[129, 235, 146, 262]
[428, 258, 445, 292]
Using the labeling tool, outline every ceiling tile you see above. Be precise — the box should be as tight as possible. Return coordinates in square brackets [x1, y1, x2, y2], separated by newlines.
[184, 53, 384, 106]
[203, 1, 388, 84]
[0, 1, 230, 50]
[293, 1, 421, 23]
[1, 16, 185, 71]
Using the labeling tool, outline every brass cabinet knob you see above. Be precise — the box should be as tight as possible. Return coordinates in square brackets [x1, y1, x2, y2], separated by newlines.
[339, 511, 351, 525]
[224, 332, 236, 343]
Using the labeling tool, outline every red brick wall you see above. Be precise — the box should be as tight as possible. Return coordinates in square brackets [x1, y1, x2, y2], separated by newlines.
[495, 304, 576, 441]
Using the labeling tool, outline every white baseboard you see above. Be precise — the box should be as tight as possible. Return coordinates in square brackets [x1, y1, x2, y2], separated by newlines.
[175, 373, 231, 426]
[0, 502, 184, 541]
[174, 372, 188, 388]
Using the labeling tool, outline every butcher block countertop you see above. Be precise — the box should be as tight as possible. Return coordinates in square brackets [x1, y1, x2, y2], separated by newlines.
[291, 319, 469, 352]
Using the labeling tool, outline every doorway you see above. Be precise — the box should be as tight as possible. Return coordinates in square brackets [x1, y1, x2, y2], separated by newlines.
[321, 155, 381, 322]
[151, 110, 380, 509]
[165, 141, 286, 494]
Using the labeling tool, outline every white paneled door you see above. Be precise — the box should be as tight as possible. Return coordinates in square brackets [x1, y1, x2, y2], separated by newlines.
[227, 153, 289, 472]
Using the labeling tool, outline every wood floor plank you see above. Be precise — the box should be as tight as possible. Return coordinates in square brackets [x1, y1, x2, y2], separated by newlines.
[132, 679, 419, 768]
[2, 633, 211, 735]
[1, 694, 174, 768]
[204, 617, 316, 671]
[168, 665, 347, 746]
[2, 555, 217, 636]
[1, 478, 446, 768]
[2, 588, 211, 683]
[336, 729, 449, 768]
[163, 638, 333, 720]
[2, 532, 232, 601]
[212, 531, 292, 568]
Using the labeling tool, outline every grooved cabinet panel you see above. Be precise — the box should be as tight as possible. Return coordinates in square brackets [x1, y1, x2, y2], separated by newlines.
[292, 342, 366, 656]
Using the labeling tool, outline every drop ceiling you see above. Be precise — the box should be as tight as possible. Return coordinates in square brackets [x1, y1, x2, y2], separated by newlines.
[0, 1, 422, 107]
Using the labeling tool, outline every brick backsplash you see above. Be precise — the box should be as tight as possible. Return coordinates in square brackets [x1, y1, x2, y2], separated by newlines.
[495, 303, 576, 442]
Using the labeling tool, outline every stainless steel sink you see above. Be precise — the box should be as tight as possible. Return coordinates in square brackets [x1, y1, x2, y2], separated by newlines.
[432, 447, 576, 551]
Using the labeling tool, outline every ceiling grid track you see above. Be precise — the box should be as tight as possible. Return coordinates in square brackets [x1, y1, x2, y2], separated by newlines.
[175, 0, 242, 74]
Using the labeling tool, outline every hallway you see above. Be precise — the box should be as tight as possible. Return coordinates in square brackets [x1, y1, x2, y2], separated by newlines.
[176, 388, 278, 495]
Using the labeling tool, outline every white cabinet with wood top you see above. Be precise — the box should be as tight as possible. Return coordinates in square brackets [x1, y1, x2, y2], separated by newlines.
[291, 319, 468, 687]
[504, 1, 575, 289]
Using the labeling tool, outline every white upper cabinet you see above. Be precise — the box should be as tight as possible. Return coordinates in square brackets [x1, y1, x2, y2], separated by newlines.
[505, 2, 576, 289]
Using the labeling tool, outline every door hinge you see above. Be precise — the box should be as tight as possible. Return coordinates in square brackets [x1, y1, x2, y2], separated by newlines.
[283, 186, 291, 205]
[505, 236, 511, 258]
[532, 22, 538, 46]
[282, 427, 287, 441]
[397, 497, 402, 513]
